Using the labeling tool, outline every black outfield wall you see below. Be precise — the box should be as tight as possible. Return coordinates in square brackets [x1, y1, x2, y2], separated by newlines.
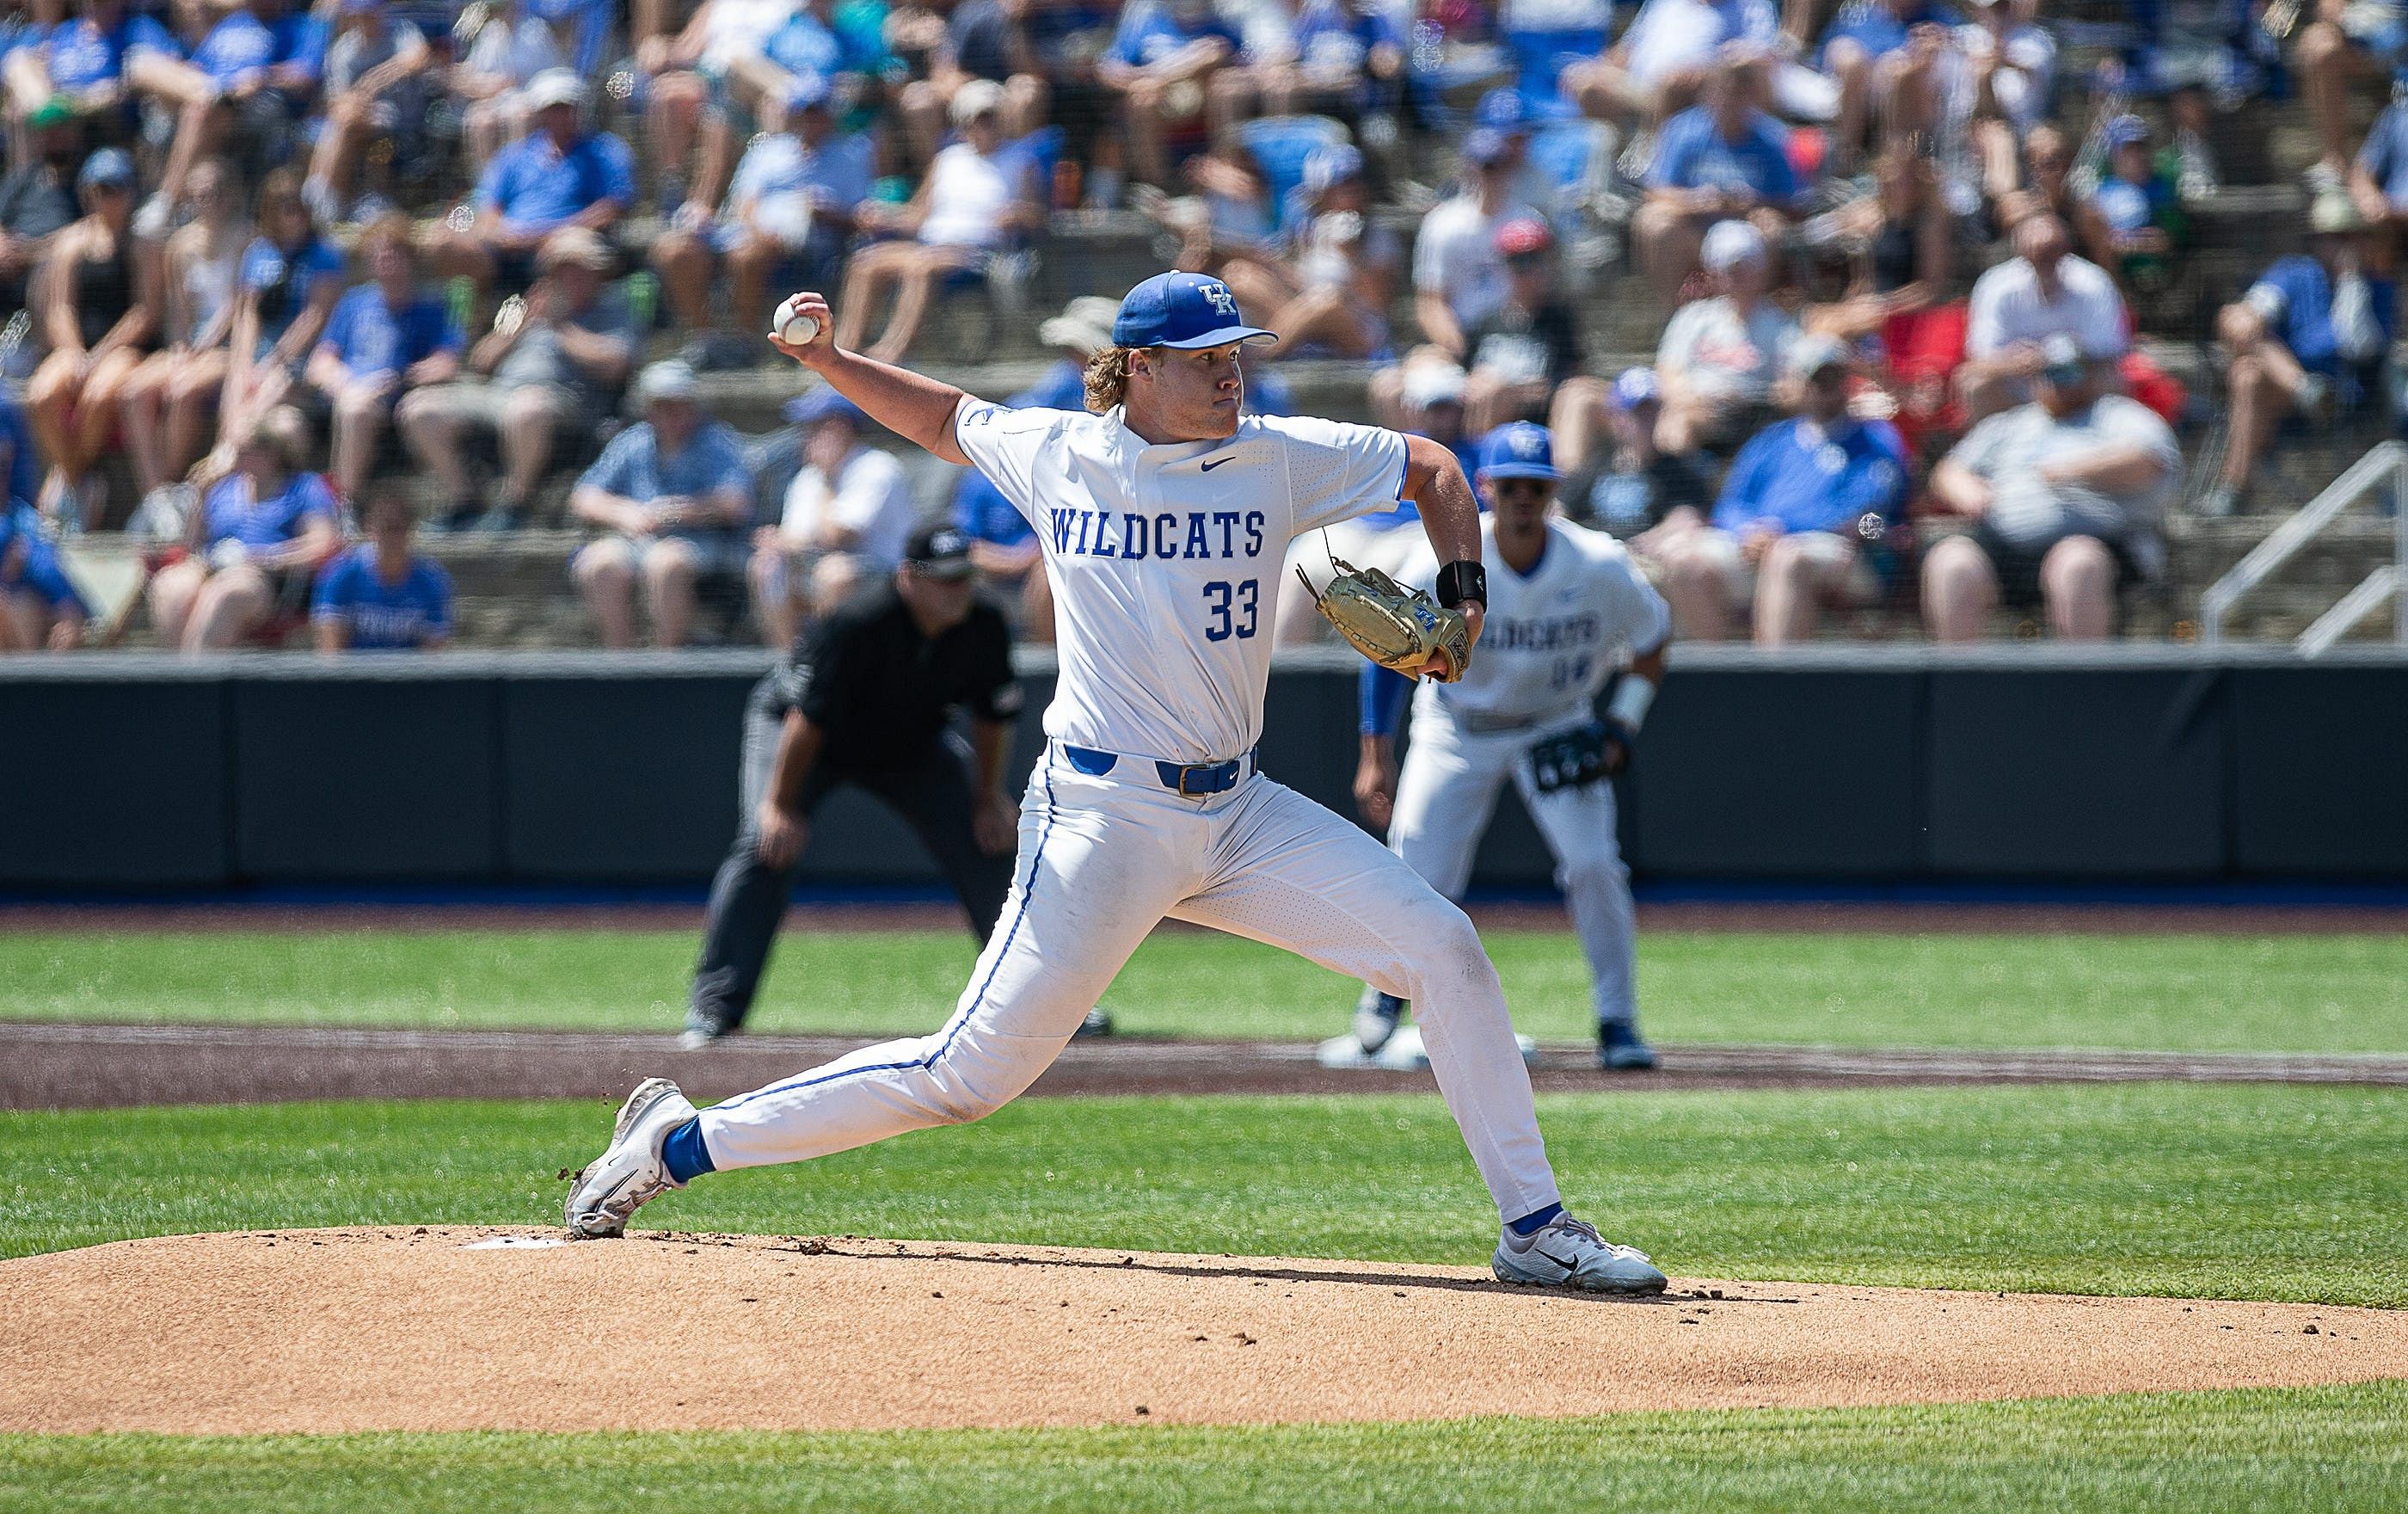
[3, 647, 2405, 890]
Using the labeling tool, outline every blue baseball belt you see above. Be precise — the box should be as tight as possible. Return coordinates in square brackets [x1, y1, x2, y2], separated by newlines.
[1058, 742, 1257, 796]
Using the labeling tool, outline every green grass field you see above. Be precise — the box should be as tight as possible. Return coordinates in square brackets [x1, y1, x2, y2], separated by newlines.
[4, 1084, 2406, 1511]
[8, 1382, 2406, 1514]
[6, 926, 2408, 1052]
[10, 925, 2405, 1511]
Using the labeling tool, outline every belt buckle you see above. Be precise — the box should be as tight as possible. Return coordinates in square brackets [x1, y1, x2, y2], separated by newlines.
[1177, 763, 1215, 797]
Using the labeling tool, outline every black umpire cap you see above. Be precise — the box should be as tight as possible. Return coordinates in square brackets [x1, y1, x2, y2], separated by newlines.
[905, 523, 976, 580]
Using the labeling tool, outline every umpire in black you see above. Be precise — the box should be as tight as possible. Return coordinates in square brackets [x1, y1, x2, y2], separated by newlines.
[684, 522, 1027, 1047]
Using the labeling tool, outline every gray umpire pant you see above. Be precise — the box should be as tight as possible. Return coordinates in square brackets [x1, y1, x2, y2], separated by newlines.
[689, 674, 1015, 1030]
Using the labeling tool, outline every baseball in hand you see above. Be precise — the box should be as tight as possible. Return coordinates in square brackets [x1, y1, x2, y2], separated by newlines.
[772, 296, 820, 346]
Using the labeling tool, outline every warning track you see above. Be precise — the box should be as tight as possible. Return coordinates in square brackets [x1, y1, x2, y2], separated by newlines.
[7, 1020, 2407, 1110]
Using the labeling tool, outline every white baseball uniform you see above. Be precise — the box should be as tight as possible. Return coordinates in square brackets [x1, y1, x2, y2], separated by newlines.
[1383, 516, 1670, 1024]
[694, 398, 1567, 1226]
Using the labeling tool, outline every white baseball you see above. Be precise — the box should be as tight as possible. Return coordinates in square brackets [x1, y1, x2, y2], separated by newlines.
[772, 297, 820, 346]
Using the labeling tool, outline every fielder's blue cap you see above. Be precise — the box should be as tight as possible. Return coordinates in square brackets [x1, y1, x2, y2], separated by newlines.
[784, 385, 865, 426]
[1111, 272, 1277, 351]
[1477, 421, 1557, 481]
[2105, 113, 2151, 148]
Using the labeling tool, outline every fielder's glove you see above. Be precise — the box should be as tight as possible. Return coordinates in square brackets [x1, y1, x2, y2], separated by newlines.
[1297, 557, 1473, 682]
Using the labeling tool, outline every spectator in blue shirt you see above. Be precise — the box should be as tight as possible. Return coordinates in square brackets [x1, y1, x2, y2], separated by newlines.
[1651, 335, 1908, 643]
[304, 214, 463, 502]
[1098, 0, 1249, 187]
[570, 361, 758, 649]
[2075, 114, 2188, 297]
[648, 74, 876, 348]
[0, 501, 89, 650]
[312, 486, 452, 652]
[146, 407, 341, 650]
[2202, 191, 2394, 516]
[432, 69, 636, 301]
[897, 0, 1053, 169]
[183, 0, 317, 177]
[1267, 0, 1405, 119]
[2349, 95, 2408, 237]
[223, 167, 347, 440]
[6, 0, 211, 125]
[1632, 51, 1804, 304]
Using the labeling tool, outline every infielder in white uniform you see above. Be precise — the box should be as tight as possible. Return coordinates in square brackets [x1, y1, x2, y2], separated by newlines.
[563, 272, 1668, 1294]
[1342, 422, 1671, 1072]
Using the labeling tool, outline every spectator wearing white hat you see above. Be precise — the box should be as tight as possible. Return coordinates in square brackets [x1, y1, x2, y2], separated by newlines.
[832, 79, 1044, 364]
[1649, 335, 1909, 644]
[429, 69, 638, 304]
[570, 360, 757, 649]
[649, 73, 875, 351]
[1923, 335, 2178, 642]
[399, 225, 638, 532]
[751, 385, 918, 647]
[1653, 218, 1799, 454]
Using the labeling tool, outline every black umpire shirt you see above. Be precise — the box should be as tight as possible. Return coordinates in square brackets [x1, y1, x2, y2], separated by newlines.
[775, 582, 1023, 772]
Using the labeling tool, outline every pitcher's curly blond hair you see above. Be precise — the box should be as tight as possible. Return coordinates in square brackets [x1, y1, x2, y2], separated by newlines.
[1083, 347, 1134, 413]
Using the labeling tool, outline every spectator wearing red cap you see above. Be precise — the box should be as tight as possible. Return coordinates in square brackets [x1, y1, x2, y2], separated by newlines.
[1460, 217, 1585, 434]
[1409, 128, 1543, 363]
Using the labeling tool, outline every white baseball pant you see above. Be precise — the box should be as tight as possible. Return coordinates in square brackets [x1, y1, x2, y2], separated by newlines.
[1390, 711, 1639, 1025]
[697, 742, 1564, 1226]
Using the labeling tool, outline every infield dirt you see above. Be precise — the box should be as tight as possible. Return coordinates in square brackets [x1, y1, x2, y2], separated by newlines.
[3, 1228, 2402, 1434]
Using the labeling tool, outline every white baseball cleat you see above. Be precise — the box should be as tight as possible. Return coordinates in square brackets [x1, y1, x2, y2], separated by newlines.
[1491, 1213, 1668, 1294]
[564, 1078, 697, 1240]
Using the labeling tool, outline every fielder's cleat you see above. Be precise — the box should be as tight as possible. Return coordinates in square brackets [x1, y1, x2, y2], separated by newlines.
[1492, 1214, 1668, 1294]
[1353, 987, 1407, 1054]
[1599, 1019, 1659, 1071]
[564, 1078, 697, 1239]
[677, 1012, 736, 1051]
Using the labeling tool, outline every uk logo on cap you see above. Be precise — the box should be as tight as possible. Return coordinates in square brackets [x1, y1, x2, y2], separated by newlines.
[1476, 422, 1558, 482]
[1112, 272, 1279, 351]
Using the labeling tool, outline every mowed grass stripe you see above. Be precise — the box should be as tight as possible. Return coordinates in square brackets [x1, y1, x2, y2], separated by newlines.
[4, 1085, 2404, 1307]
[4, 927, 2407, 1054]
[4, 1382, 2406, 1513]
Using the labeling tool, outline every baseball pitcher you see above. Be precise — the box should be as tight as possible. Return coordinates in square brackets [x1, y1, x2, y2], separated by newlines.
[565, 273, 1668, 1294]
[1339, 422, 1671, 1074]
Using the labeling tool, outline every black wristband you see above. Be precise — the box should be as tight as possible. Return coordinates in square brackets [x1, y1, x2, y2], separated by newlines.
[1435, 559, 1487, 609]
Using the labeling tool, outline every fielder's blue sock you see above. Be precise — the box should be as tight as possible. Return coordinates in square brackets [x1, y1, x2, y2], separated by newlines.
[660, 1117, 716, 1185]
[1508, 1202, 1563, 1237]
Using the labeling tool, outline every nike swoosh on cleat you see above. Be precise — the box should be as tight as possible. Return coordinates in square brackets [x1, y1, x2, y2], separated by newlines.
[1201, 458, 1231, 471]
[1530, 1246, 1580, 1271]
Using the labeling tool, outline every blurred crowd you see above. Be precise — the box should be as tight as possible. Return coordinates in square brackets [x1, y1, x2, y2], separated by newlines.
[0, 0, 2400, 654]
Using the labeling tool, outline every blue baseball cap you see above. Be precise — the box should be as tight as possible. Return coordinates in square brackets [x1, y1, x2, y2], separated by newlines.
[784, 385, 866, 427]
[784, 71, 832, 113]
[1474, 87, 1530, 132]
[1477, 422, 1557, 482]
[77, 147, 134, 192]
[2105, 113, 2151, 148]
[1111, 272, 1276, 351]
[1610, 366, 1662, 410]
[1302, 141, 1363, 194]
[1462, 127, 1512, 168]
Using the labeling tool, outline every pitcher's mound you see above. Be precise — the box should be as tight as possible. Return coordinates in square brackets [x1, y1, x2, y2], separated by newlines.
[3, 1228, 2401, 1435]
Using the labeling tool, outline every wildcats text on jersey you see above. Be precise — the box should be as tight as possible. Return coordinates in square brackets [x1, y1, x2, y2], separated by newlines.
[1484, 612, 1604, 653]
[1047, 508, 1269, 561]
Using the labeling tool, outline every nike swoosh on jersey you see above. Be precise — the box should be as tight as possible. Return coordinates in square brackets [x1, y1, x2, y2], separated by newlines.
[1201, 458, 1232, 471]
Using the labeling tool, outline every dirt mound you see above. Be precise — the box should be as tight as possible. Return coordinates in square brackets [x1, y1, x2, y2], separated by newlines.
[3, 1228, 2400, 1435]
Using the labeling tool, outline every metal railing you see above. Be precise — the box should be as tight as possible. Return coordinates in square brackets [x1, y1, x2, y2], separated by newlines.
[2199, 440, 2408, 653]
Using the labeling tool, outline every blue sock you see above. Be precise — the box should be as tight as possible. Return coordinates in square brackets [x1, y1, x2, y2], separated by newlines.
[660, 1117, 716, 1185]
[1508, 1201, 1563, 1237]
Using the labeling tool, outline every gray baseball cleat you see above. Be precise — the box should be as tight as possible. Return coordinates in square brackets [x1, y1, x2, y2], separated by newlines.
[1599, 1019, 1660, 1071]
[1491, 1213, 1668, 1294]
[564, 1078, 697, 1239]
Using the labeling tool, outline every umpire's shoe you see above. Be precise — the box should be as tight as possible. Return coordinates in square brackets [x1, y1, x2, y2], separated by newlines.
[565, 1079, 697, 1239]
[1599, 1019, 1659, 1072]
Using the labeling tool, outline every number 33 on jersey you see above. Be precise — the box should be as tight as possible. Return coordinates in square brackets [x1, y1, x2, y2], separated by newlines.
[955, 397, 1410, 766]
